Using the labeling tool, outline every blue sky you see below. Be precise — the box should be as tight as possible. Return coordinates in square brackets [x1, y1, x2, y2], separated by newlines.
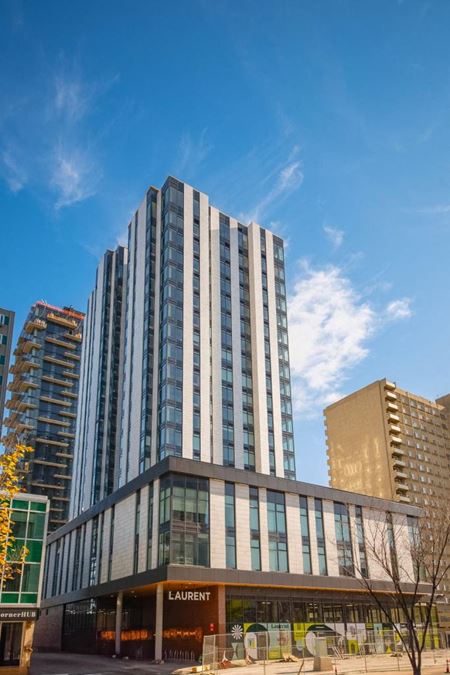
[1, 0, 450, 485]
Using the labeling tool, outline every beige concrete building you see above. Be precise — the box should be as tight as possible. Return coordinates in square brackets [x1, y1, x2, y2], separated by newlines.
[325, 378, 450, 630]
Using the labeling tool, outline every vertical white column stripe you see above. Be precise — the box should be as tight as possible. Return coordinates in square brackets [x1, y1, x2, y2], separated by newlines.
[210, 479, 226, 568]
[248, 223, 269, 475]
[199, 192, 211, 463]
[235, 483, 251, 569]
[151, 478, 160, 569]
[286, 492, 302, 573]
[210, 207, 223, 466]
[259, 487, 270, 571]
[307, 496, 320, 575]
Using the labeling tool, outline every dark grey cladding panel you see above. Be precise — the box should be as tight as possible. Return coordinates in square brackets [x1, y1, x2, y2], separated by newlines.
[47, 457, 421, 545]
[41, 564, 431, 609]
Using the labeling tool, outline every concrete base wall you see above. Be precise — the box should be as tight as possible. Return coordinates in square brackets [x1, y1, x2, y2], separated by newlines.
[33, 606, 63, 652]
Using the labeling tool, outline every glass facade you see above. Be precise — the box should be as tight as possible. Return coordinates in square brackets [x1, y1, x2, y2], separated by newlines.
[249, 487, 261, 571]
[273, 236, 295, 479]
[238, 225, 255, 471]
[267, 490, 288, 572]
[220, 215, 234, 467]
[334, 502, 354, 576]
[158, 474, 209, 566]
[299, 496, 312, 574]
[158, 179, 184, 460]
[314, 498, 327, 575]
[225, 482, 236, 569]
[0, 498, 46, 605]
[355, 505, 369, 578]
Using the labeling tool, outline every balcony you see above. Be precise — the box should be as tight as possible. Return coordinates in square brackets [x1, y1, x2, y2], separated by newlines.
[63, 332, 82, 342]
[40, 395, 71, 407]
[44, 355, 74, 369]
[37, 416, 70, 427]
[45, 336, 76, 350]
[398, 495, 411, 503]
[47, 312, 77, 329]
[395, 483, 409, 493]
[392, 458, 406, 469]
[392, 446, 406, 457]
[390, 435, 402, 445]
[387, 402, 399, 412]
[384, 380, 396, 391]
[385, 390, 397, 401]
[36, 437, 68, 448]
[42, 374, 73, 387]
[394, 471, 408, 480]
[25, 317, 46, 333]
[389, 424, 401, 434]
[388, 413, 400, 423]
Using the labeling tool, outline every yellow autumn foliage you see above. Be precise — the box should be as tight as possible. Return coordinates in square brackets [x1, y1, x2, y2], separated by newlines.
[0, 444, 33, 587]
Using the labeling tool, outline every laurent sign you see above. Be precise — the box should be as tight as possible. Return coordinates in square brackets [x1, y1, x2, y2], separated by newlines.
[167, 590, 211, 602]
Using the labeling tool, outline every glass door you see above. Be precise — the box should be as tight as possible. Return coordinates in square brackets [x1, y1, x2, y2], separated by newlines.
[0, 622, 23, 666]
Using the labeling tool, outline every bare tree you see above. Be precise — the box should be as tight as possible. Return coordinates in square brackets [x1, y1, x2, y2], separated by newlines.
[353, 504, 450, 675]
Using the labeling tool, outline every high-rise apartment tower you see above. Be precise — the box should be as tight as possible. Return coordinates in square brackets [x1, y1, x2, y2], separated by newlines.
[0, 307, 14, 434]
[4, 302, 84, 530]
[325, 378, 450, 629]
[70, 177, 295, 516]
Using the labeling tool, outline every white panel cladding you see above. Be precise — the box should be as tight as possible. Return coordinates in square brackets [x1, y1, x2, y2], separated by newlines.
[210, 479, 226, 568]
[151, 478, 160, 569]
[258, 487, 270, 571]
[235, 483, 251, 570]
[127, 199, 147, 481]
[199, 191, 211, 463]
[58, 534, 69, 594]
[113, 247, 128, 491]
[210, 208, 223, 466]
[307, 496, 320, 576]
[82, 520, 93, 589]
[323, 499, 339, 576]
[392, 512, 413, 583]
[44, 541, 56, 598]
[285, 492, 302, 574]
[111, 493, 135, 580]
[138, 485, 149, 573]
[248, 223, 269, 475]
[363, 508, 390, 581]
[150, 191, 162, 468]
[182, 186, 194, 459]
[230, 220, 244, 470]
[265, 232, 284, 478]
[100, 508, 111, 584]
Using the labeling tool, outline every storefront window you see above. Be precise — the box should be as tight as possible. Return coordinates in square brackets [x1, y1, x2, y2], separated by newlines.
[158, 474, 209, 567]
[267, 490, 288, 572]
[334, 502, 354, 576]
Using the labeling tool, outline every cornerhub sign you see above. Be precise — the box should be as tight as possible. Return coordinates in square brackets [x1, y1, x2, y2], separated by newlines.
[167, 590, 211, 602]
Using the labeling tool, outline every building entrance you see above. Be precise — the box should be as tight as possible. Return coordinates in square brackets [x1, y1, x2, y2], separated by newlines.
[0, 623, 23, 666]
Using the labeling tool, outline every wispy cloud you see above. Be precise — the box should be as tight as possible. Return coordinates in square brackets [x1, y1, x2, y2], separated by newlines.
[0, 57, 118, 210]
[412, 204, 450, 215]
[288, 261, 412, 418]
[323, 224, 344, 249]
[0, 145, 27, 192]
[385, 298, 413, 320]
[243, 147, 304, 223]
[51, 147, 100, 209]
[174, 129, 213, 179]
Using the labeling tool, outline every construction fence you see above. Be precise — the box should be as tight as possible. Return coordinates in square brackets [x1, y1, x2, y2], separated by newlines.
[202, 628, 450, 673]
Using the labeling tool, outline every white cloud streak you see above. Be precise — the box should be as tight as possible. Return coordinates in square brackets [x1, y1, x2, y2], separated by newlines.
[174, 129, 213, 179]
[288, 261, 412, 418]
[244, 150, 304, 223]
[51, 148, 99, 209]
[323, 224, 344, 249]
[0, 146, 27, 192]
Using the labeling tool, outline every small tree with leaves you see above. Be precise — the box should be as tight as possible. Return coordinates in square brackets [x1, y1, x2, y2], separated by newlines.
[353, 504, 450, 675]
[0, 444, 33, 587]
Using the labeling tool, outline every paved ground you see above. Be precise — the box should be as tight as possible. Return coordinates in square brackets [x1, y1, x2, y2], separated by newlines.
[30, 652, 192, 675]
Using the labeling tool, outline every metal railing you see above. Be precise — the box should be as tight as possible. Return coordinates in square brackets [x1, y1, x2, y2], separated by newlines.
[203, 628, 450, 673]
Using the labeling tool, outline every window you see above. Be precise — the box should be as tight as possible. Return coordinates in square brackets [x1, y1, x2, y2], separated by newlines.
[158, 475, 209, 567]
[314, 498, 327, 575]
[334, 502, 354, 576]
[133, 490, 141, 574]
[299, 496, 312, 574]
[386, 513, 398, 579]
[225, 483, 236, 569]
[147, 484, 154, 569]
[267, 490, 288, 572]
[355, 506, 369, 578]
[249, 487, 261, 571]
